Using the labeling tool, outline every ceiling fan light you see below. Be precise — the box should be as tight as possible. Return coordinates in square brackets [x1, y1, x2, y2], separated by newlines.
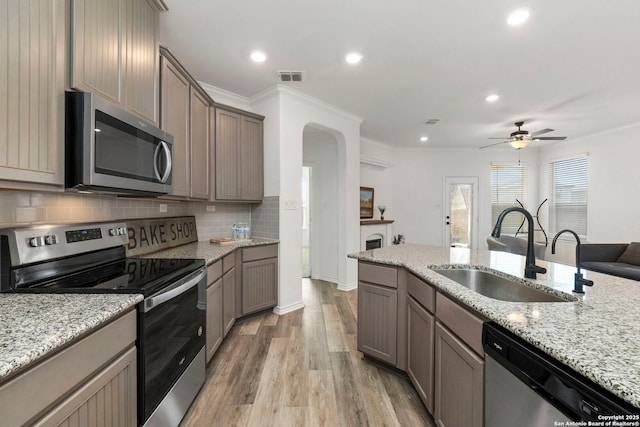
[509, 138, 530, 149]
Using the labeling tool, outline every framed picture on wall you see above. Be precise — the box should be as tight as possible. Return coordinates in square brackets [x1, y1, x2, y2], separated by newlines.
[360, 187, 374, 219]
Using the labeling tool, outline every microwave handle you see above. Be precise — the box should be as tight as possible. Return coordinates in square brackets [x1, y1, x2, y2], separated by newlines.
[153, 140, 172, 184]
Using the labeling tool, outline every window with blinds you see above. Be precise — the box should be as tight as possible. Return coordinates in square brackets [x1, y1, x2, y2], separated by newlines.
[491, 164, 527, 234]
[548, 156, 589, 237]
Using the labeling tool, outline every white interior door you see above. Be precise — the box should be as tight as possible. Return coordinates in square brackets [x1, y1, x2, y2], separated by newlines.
[444, 177, 479, 249]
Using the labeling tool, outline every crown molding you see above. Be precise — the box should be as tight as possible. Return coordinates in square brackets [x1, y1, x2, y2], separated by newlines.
[198, 81, 252, 110]
[360, 155, 393, 169]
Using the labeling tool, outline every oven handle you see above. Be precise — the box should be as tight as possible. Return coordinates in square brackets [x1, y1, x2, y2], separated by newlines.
[143, 267, 206, 313]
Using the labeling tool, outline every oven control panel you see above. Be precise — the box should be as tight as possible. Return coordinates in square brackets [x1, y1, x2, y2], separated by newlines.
[0, 222, 129, 266]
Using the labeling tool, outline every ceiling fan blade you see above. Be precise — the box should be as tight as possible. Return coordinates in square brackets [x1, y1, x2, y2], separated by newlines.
[531, 128, 554, 136]
[479, 140, 508, 149]
[534, 136, 567, 140]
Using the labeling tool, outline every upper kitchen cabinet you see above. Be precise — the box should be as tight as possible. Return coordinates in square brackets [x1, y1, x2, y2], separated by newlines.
[159, 47, 211, 200]
[70, 0, 167, 125]
[213, 105, 264, 202]
[0, 0, 66, 188]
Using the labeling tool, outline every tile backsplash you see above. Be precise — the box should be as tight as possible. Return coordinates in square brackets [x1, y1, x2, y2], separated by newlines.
[0, 191, 279, 241]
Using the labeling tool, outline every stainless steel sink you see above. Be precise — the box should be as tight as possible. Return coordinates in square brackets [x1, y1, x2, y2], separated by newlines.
[433, 269, 573, 302]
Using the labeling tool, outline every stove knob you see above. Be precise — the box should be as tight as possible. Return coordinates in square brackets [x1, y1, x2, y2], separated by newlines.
[119, 227, 127, 236]
[29, 236, 45, 247]
[109, 228, 117, 236]
[44, 235, 58, 245]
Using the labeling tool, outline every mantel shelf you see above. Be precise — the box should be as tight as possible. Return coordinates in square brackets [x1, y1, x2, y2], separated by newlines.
[360, 220, 395, 226]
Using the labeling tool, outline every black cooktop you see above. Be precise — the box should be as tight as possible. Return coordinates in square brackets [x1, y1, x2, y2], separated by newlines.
[5, 246, 205, 297]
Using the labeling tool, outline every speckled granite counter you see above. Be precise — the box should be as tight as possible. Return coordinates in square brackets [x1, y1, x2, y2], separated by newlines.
[137, 238, 278, 264]
[0, 293, 142, 382]
[349, 244, 640, 409]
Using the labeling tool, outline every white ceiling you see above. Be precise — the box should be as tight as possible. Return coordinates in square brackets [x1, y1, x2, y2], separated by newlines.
[160, 0, 640, 149]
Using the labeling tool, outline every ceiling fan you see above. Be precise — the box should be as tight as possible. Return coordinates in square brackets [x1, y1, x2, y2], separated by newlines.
[480, 121, 567, 149]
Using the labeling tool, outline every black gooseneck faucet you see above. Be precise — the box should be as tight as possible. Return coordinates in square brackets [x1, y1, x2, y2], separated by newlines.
[491, 207, 547, 279]
[551, 229, 594, 294]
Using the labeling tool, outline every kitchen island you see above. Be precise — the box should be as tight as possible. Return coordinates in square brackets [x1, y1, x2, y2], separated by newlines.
[349, 244, 640, 410]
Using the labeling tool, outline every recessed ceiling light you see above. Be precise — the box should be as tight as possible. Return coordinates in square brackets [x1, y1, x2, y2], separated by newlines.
[345, 52, 363, 64]
[250, 51, 267, 63]
[486, 94, 500, 102]
[420, 136, 429, 142]
[507, 8, 531, 26]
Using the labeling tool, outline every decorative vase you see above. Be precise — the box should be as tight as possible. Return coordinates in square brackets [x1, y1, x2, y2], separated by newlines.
[378, 205, 386, 220]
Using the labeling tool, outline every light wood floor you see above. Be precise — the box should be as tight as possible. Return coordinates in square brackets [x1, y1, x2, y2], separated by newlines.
[181, 278, 435, 427]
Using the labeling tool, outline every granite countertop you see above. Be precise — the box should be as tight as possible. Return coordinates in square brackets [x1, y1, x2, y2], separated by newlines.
[0, 293, 142, 382]
[138, 238, 279, 265]
[349, 244, 640, 409]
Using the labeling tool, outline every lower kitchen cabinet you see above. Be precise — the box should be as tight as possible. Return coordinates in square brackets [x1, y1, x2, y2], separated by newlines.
[240, 245, 278, 316]
[222, 267, 236, 336]
[0, 310, 137, 426]
[357, 282, 398, 365]
[434, 322, 484, 427]
[206, 260, 224, 362]
[407, 296, 435, 414]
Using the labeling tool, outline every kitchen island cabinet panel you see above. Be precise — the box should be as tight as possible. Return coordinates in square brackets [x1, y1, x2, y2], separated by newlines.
[357, 282, 398, 365]
[407, 296, 435, 414]
[434, 322, 483, 427]
[0, 0, 66, 188]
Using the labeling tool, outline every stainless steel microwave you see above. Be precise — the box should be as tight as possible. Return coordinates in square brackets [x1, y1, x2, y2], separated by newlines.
[65, 91, 173, 196]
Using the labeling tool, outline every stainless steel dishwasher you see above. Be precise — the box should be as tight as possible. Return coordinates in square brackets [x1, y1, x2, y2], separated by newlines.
[483, 322, 636, 426]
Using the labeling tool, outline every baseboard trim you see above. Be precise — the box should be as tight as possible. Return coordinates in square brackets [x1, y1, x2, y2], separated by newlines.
[273, 301, 305, 315]
[312, 274, 339, 284]
[337, 281, 357, 292]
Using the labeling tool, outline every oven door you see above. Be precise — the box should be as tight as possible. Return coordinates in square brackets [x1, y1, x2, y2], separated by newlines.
[138, 267, 206, 424]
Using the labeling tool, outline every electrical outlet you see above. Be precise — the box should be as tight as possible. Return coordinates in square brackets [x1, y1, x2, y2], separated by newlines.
[284, 200, 298, 210]
[159, 204, 168, 213]
[206, 205, 216, 212]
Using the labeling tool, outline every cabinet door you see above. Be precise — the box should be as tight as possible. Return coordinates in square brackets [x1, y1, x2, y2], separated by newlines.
[0, 0, 65, 186]
[215, 108, 242, 200]
[407, 296, 435, 414]
[33, 347, 137, 427]
[357, 282, 398, 365]
[241, 257, 277, 315]
[71, 0, 126, 105]
[206, 278, 223, 362]
[222, 267, 236, 336]
[126, 0, 159, 124]
[434, 323, 483, 427]
[240, 116, 263, 201]
[160, 57, 190, 197]
[189, 87, 210, 199]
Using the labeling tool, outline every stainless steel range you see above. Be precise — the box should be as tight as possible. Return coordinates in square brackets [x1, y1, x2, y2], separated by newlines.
[0, 221, 206, 427]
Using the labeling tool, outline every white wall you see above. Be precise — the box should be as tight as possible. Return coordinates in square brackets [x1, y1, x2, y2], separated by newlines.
[539, 123, 640, 265]
[391, 147, 540, 247]
[360, 138, 393, 221]
[251, 85, 362, 314]
[303, 129, 339, 283]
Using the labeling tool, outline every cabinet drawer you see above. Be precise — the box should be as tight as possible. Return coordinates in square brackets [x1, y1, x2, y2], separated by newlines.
[436, 293, 484, 356]
[223, 252, 235, 273]
[207, 260, 223, 285]
[407, 273, 435, 313]
[358, 262, 398, 288]
[242, 244, 278, 262]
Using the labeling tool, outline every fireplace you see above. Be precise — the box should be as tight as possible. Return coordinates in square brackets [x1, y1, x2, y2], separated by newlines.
[366, 238, 382, 250]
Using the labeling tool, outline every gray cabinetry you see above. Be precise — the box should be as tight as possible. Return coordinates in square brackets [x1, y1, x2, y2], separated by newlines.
[70, 0, 164, 125]
[206, 260, 224, 362]
[240, 245, 278, 315]
[213, 105, 264, 202]
[434, 293, 484, 427]
[407, 272, 436, 413]
[0, 310, 137, 426]
[357, 262, 407, 368]
[222, 252, 236, 336]
[0, 0, 66, 188]
[159, 47, 211, 200]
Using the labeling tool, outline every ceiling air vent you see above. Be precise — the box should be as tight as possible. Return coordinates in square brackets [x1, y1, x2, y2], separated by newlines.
[423, 118, 441, 125]
[277, 71, 304, 82]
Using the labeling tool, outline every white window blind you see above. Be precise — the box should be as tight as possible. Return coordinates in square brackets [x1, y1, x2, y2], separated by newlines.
[491, 164, 527, 234]
[548, 156, 589, 237]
